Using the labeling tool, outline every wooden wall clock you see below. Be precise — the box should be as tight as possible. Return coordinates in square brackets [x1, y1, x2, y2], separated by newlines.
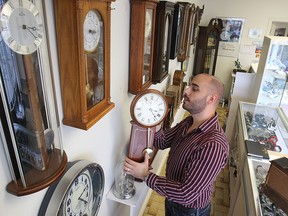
[54, 0, 115, 130]
[152, 1, 174, 84]
[169, 3, 184, 59]
[129, 0, 158, 95]
[128, 89, 168, 163]
[177, 2, 192, 63]
[0, 0, 67, 196]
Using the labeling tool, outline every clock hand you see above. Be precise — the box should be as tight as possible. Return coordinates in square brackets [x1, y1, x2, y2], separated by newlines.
[78, 197, 88, 204]
[22, 25, 38, 39]
[89, 29, 96, 34]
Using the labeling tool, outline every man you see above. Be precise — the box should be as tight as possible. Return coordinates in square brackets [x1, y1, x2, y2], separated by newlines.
[124, 73, 229, 216]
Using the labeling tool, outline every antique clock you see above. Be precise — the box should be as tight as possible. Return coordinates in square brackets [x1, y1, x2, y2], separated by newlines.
[54, 0, 115, 130]
[38, 160, 105, 216]
[0, 0, 67, 196]
[169, 3, 184, 59]
[128, 0, 158, 95]
[193, 18, 223, 76]
[128, 89, 168, 163]
[177, 2, 192, 63]
[152, 1, 174, 84]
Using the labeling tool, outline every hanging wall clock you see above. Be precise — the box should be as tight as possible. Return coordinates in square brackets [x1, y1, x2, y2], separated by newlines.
[169, 3, 184, 59]
[38, 160, 105, 216]
[128, 0, 158, 95]
[0, 0, 67, 196]
[128, 89, 168, 162]
[152, 1, 174, 84]
[54, 0, 115, 130]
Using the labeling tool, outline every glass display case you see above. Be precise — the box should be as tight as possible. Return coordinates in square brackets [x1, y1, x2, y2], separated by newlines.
[239, 101, 288, 154]
[252, 36, 288, 108]
[247, 158, 287, 216]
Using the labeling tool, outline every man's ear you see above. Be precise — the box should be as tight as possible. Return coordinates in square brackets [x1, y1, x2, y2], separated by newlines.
[208, 93, 218, 104]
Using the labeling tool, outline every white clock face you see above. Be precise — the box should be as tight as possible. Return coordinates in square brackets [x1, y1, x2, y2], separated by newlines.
[84, 10, 101, 52]
[64, 172, 92, 216]
[132, 90, 168, 127]
[0, 0, 44, 55]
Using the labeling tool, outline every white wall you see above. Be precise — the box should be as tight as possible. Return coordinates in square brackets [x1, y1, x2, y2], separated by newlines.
[201, 0, 288, 99]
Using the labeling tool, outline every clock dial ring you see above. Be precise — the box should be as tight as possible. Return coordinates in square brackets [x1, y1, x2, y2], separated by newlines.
[130, 89, 168, 128]
[0, 0, 44, 55]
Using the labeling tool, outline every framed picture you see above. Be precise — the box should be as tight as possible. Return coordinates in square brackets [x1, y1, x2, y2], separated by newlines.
[218, 17, 245, 57]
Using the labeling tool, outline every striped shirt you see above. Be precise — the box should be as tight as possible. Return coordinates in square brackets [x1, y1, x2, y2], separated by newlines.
[146, 113, 229, 208]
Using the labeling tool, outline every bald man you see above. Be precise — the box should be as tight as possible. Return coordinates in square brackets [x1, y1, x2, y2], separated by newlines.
[125, 74, 229, 216]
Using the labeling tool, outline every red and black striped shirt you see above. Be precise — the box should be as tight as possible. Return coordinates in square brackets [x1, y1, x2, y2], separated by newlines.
[146, 113, 229, 208]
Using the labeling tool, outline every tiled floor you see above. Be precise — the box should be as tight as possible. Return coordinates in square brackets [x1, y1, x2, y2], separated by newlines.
[143, 106, 230, 216]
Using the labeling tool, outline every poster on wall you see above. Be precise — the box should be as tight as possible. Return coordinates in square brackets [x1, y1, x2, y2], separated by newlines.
[218, 17, 245, 57]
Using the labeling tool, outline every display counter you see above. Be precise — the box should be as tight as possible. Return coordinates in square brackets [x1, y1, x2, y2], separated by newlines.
[229, 101, 288, 216]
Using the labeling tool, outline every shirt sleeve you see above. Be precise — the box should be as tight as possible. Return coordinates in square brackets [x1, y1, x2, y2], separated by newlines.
[145, 140, 228, 206]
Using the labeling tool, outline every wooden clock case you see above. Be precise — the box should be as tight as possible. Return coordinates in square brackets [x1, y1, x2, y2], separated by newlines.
[129, 0, 158, 94]
[152, 1, 174, 84]
[193, 18, 223, 76]
[54, 0, 115, 130]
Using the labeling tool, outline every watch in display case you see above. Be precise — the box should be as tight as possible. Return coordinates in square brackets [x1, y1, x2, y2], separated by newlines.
[152, 1, 174, 84]
[54, 0, 115, 130]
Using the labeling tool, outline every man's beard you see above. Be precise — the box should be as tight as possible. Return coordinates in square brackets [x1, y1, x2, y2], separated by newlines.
[183, 95, 207, 115]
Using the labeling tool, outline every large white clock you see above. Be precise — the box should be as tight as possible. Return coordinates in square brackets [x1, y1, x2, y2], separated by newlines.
[130, 89, 168, 128]
[0, 0, 44, 55]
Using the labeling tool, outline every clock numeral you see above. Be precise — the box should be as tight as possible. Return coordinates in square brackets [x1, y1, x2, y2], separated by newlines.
[8, 2, 15, 10]
[1, 13, 10, 20]
[7, 37, 15, 45]
[16, 44, 21, 52]
[1, 26, 8, 31]
[19, 0, 23, 7]
[137, 113, 142, 118]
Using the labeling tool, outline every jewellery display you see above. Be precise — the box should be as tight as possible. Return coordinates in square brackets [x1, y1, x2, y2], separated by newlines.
[244, 111, 282, 152]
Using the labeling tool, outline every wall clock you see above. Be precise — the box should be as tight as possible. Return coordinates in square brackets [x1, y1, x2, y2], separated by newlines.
[38, 160, 105, 216]
[177, 2, 192, 63]
[152, 1, 174, 84]
[169, 3, 184, 59]
[54, 0, 115, 130]
[128, 0, 158, 95]
[128, 89, 168, 163]
[0, 0, 67, 196]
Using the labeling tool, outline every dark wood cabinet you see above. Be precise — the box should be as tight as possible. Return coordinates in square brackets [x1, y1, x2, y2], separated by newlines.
[152, 1, 174, 84]
[193, 18, 223, 76]
[169, 3, 184, 59]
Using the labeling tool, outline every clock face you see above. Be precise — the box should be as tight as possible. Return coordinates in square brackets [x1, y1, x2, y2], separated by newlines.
[0, 0, 44, 55]
[63, 171, 92, 215]
[131, 89, 168, 127]
[84, 10, 101, 52]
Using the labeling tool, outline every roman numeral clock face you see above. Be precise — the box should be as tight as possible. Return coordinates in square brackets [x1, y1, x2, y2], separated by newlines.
[0, 0, 43, 55]
[131, 89, 168, 127]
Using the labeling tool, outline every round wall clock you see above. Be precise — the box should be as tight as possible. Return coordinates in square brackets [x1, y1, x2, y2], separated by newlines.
[84, 9, 101, 52]
[38, 160, 105, 216]
[130, 89, 168, 128]
[0, 0, 44, 55]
